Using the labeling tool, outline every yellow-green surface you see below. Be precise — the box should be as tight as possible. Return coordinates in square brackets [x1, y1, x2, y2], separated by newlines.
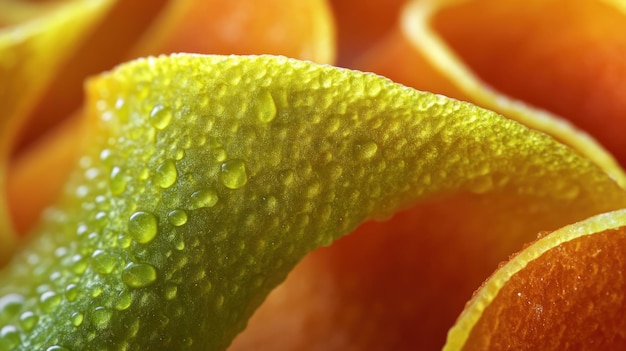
[0, 55, 624, 350]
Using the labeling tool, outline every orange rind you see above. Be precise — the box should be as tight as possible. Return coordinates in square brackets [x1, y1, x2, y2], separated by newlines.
[355, 0, 626, 188]
[328, 0, 407, 65]
[431, 0, 626, 168]
[446, 209, 626, 350]
[130, 0, 336, 64]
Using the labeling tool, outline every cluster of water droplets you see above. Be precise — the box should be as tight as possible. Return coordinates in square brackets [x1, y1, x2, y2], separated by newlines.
[0, 55, 451, 350]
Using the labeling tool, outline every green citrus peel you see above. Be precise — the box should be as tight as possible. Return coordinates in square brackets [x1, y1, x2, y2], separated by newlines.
[0, 54, 624, 350]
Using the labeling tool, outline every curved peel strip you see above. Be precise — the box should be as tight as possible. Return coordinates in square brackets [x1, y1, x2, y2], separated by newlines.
[445, 209, 626, 350]
[16, 0, 169, 156]
[0, 0, 113, 263]
[355, 0, 626, 189]
[0, 55, 624, 350]
[328, 0, 407, 65]
[403, 0, 626, 186]
[8, 0, 173, 236]
[232, 180, 626, 348]
[430, 0, 626, 168]
[130, 0, 336, 64]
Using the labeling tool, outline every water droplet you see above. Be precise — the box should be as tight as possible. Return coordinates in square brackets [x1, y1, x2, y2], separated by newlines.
[65, 284, 79, 302]
[115, 291, 132, 311]
[91, 250, 118, 274]
[154, 159, 177, 188]
[92, 306, 112, 329]
[0, 294, 24, 317]
[305, 182, 321, 198]
[45, 346, 70, 351]
[128, 211, 158, 244]
[99, 148, 112, 164]
[354, 140, 378, 159]
[70, 311, 84, 326]
[109, 166, 127, 195]
[0, 325, 19, 347]
[256, 90, 277, 123]
[85, 167, 100, 180]
[220, 159, 248, 189]
[19, 311, 38, 331]
[167, 210, 188, 226]
[122, 262, 157, 288]
[174, 237, 185, 251]
[174, 149, 185, 160]
[94, 211, 107, 223]
[164, 285, 178, 300]
[39, 291, 61, 312]
[138, 167, 150, 180]
[70, 254, 88, 275]
[149, 105, 173, 130]
[190, 189, 219, 209]
[91, 284, 103, 298]
[214, 148, 227, 162]
[118, 234, 132, 249]
[75, 185, 89, 198]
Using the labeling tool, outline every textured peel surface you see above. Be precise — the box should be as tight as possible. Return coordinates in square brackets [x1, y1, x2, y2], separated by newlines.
[0, 55, 624, 350]
[445, 209, 626, 350]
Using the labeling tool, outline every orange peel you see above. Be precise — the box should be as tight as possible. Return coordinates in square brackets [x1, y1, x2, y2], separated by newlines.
[431, 0, 626, 168]
[328, 0, 407, 65]
[355, 0, 626, 188]
[130, 0, 336, 64]
[446, 209, 626, 350]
